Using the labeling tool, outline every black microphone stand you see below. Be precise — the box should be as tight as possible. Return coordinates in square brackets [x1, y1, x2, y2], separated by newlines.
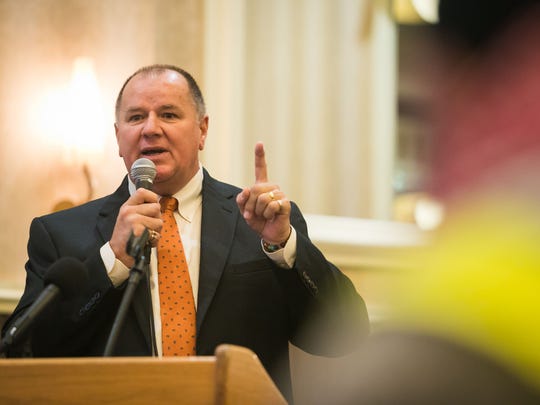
[103, 229, 150, 356]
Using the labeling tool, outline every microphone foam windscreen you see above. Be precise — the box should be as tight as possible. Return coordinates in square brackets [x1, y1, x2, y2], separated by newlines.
[44, 257, 89, 300]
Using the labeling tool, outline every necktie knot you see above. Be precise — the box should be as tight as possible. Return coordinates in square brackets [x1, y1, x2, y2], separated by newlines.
[160, 197, 178, 213]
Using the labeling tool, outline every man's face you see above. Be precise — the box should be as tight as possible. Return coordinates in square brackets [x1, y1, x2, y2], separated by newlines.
[115, 70, 208, 196]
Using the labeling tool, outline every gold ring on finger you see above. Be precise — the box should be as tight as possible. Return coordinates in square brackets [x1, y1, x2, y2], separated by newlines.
[149, 230, 160, 243]
[269, 191, 276, 200]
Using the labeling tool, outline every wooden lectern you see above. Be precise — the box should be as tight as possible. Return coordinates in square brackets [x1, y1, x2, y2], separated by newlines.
[0, 344, 287, 404]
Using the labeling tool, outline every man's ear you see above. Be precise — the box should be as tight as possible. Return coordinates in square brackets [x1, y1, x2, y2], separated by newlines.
[198, 115, 209, 150]
[114, 123, 122, 157]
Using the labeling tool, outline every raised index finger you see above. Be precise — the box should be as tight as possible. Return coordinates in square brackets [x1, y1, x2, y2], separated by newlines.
[254, 141, 268, 183]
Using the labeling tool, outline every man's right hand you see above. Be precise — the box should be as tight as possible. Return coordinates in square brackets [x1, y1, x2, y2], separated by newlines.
[110, 188, 163, 267]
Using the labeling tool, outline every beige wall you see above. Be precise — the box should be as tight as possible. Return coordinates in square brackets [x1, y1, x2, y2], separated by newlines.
[0, 0, 204, 289]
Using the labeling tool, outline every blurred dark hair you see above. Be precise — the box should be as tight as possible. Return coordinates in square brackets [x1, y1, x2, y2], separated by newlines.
[437, 0, 540, 50]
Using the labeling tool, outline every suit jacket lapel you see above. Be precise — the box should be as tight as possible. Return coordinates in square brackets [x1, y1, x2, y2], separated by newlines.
[96, 176, 129, 243]
[197, 170, 239, 333]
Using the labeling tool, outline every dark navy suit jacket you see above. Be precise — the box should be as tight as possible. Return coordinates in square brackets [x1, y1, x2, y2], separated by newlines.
[3, 169, 369, 401]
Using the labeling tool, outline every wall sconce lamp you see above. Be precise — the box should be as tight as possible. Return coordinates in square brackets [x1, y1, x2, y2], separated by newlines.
[37, 57, 107, 212]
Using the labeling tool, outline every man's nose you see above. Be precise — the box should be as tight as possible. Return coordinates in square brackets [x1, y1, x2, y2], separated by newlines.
[141, 113, 162, 136]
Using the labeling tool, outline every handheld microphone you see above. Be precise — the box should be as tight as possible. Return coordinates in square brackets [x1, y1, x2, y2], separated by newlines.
[127, 157, 157, 256]
[104, 159, 156, 356]
[130, 158, 157, 190]
[1, 257, 88, 352]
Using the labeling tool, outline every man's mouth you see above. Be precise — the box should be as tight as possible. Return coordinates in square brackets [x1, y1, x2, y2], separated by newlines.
[141, 148, 167, 156]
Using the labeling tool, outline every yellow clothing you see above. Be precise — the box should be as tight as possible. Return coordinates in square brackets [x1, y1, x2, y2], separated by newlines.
[384, 198, 540, 389]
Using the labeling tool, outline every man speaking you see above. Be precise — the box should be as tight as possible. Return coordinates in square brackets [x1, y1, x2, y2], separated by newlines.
[2, 65, 369, 402]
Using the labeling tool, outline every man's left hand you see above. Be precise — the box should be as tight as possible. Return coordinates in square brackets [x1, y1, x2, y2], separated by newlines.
[236, 142, 292, 245]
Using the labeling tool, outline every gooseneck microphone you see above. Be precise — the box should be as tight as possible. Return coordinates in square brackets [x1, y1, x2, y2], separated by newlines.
[130, 157, 157, 190]
[1, 257, 88, 353]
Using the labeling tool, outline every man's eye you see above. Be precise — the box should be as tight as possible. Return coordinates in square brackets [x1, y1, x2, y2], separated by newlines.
[128, 114, 143, 122]
[162, 112, 178, 120]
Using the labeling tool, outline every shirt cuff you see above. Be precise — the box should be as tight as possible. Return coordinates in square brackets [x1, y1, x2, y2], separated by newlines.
[100, 242, 131, 287]
[261, 227, 297, 269]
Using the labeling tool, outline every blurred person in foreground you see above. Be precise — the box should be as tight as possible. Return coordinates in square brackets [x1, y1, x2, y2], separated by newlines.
[1, 64, 369, 403]
[328, 1, 540, 403]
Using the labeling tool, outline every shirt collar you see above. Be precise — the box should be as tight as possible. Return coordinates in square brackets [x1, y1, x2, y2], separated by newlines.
[127, 165, 203, 223]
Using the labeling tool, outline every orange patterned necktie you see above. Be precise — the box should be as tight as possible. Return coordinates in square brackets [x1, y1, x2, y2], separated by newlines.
[157, 197, 196, 356]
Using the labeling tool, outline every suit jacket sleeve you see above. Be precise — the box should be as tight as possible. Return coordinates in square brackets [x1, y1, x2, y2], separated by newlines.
[2, 201, 124, 357]
[280, 202, 370, 356]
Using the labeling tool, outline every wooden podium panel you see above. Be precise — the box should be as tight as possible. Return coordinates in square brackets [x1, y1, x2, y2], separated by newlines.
[215, 345, 286, 405]
[0, 345, 286, 405]
[0, 356, 216, 404]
